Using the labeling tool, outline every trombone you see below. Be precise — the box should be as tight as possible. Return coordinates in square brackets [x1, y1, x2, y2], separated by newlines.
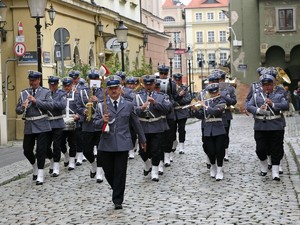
[182, 94, 221, 109]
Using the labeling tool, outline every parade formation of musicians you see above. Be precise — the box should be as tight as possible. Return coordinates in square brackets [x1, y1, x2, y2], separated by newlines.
[16, 64, 289, 210]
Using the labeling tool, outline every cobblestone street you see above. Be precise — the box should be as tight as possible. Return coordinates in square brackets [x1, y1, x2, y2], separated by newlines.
[0, 115, 300, 224]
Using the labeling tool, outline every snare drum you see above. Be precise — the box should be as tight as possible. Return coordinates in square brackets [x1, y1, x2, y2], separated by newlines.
[63, 117, 76, 130]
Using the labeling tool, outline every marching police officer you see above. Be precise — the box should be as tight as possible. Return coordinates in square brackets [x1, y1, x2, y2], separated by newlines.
[218, 70, 237, 161]
[192, 83, 227, 181]
[16, 71, 53, 185]
[68, 70, 85, 165]
[46, 76, 67, 177]
[76, 69, 104, 183]
[61, 77, 79, 171]
[246, 73, 288, 181]
[157, 65, 178, 167]
[93, 75, 146, 210]
[172, 73, 192, 154]
[134, 75, 171, 181]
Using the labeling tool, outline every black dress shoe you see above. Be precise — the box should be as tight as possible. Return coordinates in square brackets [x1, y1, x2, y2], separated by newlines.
[260, 171, 267, 176]
[206, 164, 211, 169]
[75, 162, 82, 166]
[114, 204, 123, 210]
[96, 179, 103, 183]
[68, 167, 74, 171]
[49, 169, 53, 174]
[279, 170, 283, 175]
[52, 173, 59, 177]
[90, 171, 96, 178]
[64, 162, 69, 167]
[158, 171, 163, 175]
[224, 158, 229, 162]
[273, 177, 280, 181]
[152, 177, 159, 182]
[36, 181, 43, 185]
[33, 175, 37, 181]
[268, 165, 272, 170]
[179, 151, 184, 154]
[143, 168, 151, 176]
[164, 163, 171, 167]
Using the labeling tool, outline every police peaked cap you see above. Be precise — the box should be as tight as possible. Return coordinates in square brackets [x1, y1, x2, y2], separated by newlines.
[173, 73, 183, 80]
[142, 75, 156, 84]
[88, 69, 100, 79]
[207, 73, 220, 82]
[115, 71, 126, 79]
[48, 76, 60, 84]
[206, 83, 219, 93]
[28, 70, 42, 80]
[105, 75, 122, 87]
[158, 65, 169, 73]
[125, 76, 136, 84]
[62, 77, 73, 86]
[68, 70, 80, 78]
[256, 67, 266, 75]
[260, 73, 275, 84]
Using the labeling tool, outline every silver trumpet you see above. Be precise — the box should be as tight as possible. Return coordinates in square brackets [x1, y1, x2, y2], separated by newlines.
[145, 90, 155, 119]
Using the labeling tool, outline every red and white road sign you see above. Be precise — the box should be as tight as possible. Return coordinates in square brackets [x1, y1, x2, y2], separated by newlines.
[14, 43, 26, 56]
[17, 22, 23, 36]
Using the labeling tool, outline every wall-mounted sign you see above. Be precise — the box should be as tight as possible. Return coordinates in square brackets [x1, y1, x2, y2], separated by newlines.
[54, 44, 71, 61]
[238, 64, 247, 70]
[18, 51, 37, 64]
[43, 51, 51, 63]
[105, 37, 128, 52]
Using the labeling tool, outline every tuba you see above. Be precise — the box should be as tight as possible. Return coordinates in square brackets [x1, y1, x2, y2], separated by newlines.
[276, 67, 291, 85]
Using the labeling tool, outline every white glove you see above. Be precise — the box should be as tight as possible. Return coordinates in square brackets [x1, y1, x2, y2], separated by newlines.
[257, 108, 271, 116]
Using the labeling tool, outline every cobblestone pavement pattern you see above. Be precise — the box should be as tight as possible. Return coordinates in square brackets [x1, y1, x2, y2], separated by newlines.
[0, 115, 300, 225]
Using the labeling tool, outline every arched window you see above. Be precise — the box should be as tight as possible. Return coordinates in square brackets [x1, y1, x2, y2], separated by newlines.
[88, 48, 94, 67]
[164, 16, 175, 22]
[73, 46, 80, 65]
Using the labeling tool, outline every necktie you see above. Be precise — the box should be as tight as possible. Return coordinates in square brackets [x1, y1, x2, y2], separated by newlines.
[113, 100, 118, 111]
[32, 89, 36, 97]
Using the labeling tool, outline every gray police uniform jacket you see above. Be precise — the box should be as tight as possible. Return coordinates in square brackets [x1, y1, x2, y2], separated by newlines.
[174, 84, 192, 120]
[220, 85, 237, 121]
[245, 82, 261, 109]
[122, 86, 135, 101]
[64, 90, 78, 116]
[16, 86, 53, 134]
[246, 91, 288, 131]
[48, 89, 67, 129]
[93, 97, 146, 152]
[134, 90, 171, 134]
[77, 87, 104, 132]
[193, 96, 226, 137]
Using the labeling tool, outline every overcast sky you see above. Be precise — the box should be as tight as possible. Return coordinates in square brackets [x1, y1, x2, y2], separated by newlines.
[180, 0, 191, 5]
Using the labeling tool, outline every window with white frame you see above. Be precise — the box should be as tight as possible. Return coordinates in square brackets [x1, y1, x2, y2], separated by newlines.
[173, 32, 181, 45]
[276, 7, 296, 31]
[208, 53, 216, 67]
[195, 12, 202, 21]
[208, 31, 215, 43]
[207, 12, 214, 21]
[174, 54, 181, 69]
[220, 52, 227, 66]
[219, 31, 227, 42]
[219, 12, 225, 21]
[196, 32, 203, 43]
[197, 53, 204, 67]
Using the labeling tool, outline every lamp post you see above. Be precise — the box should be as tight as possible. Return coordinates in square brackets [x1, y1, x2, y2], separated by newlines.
[186, 48, 192, 95]
[27, 0, 47, 86]
[0, 0, 7, 145]
[166, 42, 175, 75]
[114, 21, 128, 72]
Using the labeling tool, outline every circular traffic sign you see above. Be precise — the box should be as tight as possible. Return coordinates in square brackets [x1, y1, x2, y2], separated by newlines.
[14, 43, 26, 56]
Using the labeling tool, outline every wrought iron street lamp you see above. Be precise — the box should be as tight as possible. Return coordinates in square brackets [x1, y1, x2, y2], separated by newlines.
[27, 0, 47, 85]
[166, 42, 175, 75]
[114, 21, 128, 72]
[186, 47, 192, 95]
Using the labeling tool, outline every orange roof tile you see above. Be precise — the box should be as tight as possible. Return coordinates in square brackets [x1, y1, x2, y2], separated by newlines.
[186, 0, 228, 8]
[163, 0, 185, 8]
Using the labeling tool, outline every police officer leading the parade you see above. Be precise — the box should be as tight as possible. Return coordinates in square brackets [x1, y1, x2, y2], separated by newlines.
[16, 71, 53, 185]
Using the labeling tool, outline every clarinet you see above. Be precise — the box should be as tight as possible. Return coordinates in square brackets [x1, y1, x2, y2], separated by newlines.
[263, 93, 270, 123]
[22, 88, 33, 120]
